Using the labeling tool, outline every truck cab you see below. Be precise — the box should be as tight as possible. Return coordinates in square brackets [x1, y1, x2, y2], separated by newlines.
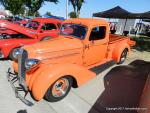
[9, 18, 135, 105]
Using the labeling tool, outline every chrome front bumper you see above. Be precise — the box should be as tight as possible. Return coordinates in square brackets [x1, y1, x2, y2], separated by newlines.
[7, 68, 33, 106]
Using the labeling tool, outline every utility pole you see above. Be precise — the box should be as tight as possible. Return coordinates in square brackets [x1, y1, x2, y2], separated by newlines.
[66, 0, 68, 19]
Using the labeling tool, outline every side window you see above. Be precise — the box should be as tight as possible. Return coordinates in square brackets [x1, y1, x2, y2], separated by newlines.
[42, 23, 57, 30]
[89, 26, 106, 41]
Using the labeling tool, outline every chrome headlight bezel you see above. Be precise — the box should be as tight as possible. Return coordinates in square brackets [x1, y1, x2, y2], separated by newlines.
[25, 59, 40, 71]
[12, 48, 22, 60]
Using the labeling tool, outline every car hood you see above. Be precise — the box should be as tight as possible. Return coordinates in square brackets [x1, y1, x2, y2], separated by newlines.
[0, 38, 20, 45]
[0, 19, 37, 38]
[23, 36, 83, 60]
[0, 38, 31, 46]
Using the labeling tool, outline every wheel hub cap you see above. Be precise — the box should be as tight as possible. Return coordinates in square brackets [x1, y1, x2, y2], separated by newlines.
[52, 78, 69, 98]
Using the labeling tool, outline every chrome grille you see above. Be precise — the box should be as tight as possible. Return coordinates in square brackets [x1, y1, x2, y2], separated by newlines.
[18, 49, 28, 79]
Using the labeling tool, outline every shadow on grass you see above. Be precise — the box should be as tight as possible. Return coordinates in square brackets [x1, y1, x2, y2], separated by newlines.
[88, 60, 150, 113]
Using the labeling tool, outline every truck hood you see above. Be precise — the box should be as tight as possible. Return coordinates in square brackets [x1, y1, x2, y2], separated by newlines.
[23, 36, 83, 60]
[0, 19, 37, 38]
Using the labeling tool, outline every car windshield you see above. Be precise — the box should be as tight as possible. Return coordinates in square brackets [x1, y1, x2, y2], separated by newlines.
[26, 21, 40, 30]
[60, 24, 87, 39]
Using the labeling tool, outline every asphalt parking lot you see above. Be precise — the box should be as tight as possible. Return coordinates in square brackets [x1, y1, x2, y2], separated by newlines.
[0, 49, 149, 113]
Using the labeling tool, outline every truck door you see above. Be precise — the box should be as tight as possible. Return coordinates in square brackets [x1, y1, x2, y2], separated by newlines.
[38, 23, 59, 39]
[83, 25, 109, 66]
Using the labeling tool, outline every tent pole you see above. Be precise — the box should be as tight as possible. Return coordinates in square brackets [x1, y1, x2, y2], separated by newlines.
[137, 19, 142, 35]
[139, 19, 142, 34]
[122, 18, 127, 35]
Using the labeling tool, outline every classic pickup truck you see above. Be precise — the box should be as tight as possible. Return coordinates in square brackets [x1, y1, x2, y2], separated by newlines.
[0, 18, 62, 59]
[8, 18, 135, 105]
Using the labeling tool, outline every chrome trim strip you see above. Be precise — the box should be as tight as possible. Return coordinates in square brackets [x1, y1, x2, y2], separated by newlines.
[41, 52, 80, 61]
[18, 49, 28, 91]
[36, 47, 82, 54]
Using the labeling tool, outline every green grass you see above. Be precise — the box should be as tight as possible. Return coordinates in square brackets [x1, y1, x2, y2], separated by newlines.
[131, 36, 150, 52]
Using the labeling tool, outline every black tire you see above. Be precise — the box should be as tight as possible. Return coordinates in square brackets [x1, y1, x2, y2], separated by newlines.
[44, 76, 72, 102]
[117, 49, 128, 64]
[41, 36, 52, 41]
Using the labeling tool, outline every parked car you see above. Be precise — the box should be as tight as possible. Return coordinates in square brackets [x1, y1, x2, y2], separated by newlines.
[0, 18, 62, 59]
[8, 18, 135, 105]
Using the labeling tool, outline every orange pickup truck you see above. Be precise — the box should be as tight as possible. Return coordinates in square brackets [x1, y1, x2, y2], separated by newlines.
[8, 18, 135, 105]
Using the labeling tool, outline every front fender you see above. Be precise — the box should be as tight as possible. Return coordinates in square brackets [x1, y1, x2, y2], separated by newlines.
[31, 63, 96, 101]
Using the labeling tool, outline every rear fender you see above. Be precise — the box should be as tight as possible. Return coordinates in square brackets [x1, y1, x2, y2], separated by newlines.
[112, 43, 130, 63]
[31, 63, 96, 100]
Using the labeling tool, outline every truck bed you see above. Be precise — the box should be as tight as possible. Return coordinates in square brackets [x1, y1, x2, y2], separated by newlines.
[109, 34, 128, 43]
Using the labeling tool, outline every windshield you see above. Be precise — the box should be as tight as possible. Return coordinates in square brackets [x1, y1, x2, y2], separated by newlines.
[60, 24, 87, 39]
[26, 21, 40, 30]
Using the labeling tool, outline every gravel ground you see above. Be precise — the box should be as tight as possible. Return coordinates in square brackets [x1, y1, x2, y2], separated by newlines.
[127, 49, 150, 62]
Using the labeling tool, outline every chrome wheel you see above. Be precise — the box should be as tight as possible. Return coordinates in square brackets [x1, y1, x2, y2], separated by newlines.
[118, 49, 128, 64]
[52, 78, 69, 98]
[120, 51, 127, 62]
[44, 76, 72, 102]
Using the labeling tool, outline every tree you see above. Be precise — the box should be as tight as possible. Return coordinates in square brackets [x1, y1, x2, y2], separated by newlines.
[0, 0, 59, 17]
[25, 0, 58, 17]
[76, 0, 84, 17]
[45, 11, 52, 16]
[69, 0, 85, 17]
[69, 11, 77, 18]
[28, 9, 40, 17]
[0, 0, 26, 16]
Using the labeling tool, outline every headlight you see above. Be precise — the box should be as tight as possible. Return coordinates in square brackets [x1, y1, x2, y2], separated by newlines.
[12, 48, 22, 60]
[25, 59, 40, 71]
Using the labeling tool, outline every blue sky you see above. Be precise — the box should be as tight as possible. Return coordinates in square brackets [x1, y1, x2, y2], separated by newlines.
[0, 0, 150, 18]
[39, 0, 150, 18]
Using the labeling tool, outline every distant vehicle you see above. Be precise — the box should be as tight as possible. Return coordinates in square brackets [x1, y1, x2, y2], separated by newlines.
[0, 18, 62, 59]
[14, 20, 28, 26]
[9, 18, 135, 105]
[42, 15, 65, 20]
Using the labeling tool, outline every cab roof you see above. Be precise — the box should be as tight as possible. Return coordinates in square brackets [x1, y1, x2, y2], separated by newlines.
[32, 17, 62, 23]
[63, 18, 108, 26]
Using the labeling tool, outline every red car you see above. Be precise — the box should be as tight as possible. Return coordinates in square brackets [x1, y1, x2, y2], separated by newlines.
[0, 19, 28, 37]
[0, 18, 62, 59]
